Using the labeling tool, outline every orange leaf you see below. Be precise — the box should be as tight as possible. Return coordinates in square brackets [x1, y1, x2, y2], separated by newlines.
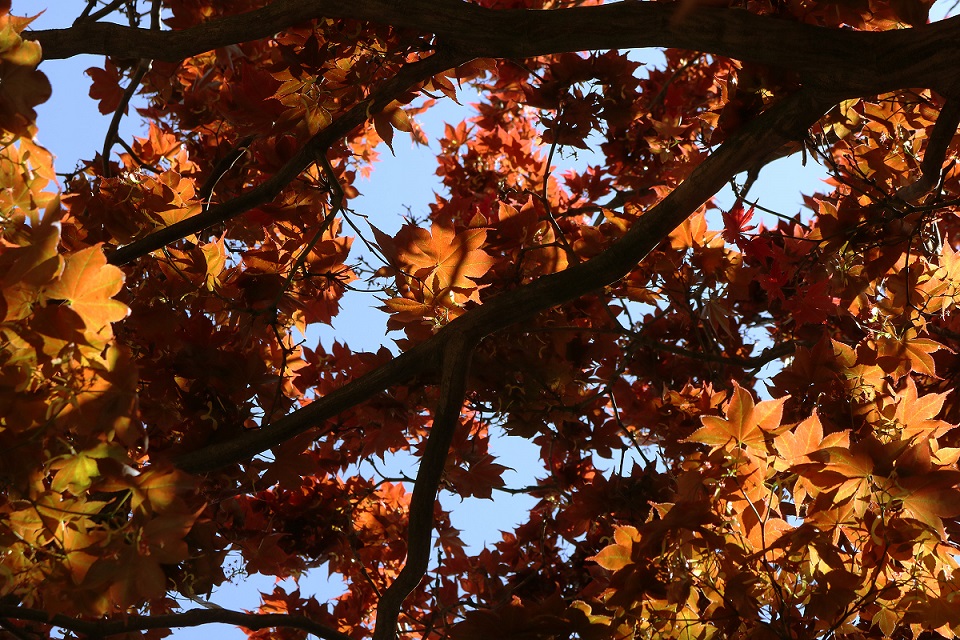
[895, 377, 951, 441]
[590, 543, 631, 572]
[42, 246, 129, 334]
[774, 411, 824, 464]
[446, 454, 509, 500]
[892, 471, 960, 537]
[0, 215, 62, 288]
[85, 61, 124, 115]
[143, 510, 199, 563]
[395, 221, 495, 293]
[685, 383, 783, 454]
[200, 237, 226, 290]
[372, 101, 410, 152]
[877, 333, 946, 379]
[50, 453, 100, 496]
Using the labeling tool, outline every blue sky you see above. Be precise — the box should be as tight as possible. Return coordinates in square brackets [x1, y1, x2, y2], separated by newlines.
[28, 2, 834, 636]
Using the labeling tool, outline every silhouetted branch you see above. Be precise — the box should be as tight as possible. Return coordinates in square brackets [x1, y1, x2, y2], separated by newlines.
[101, 58, 150, 177]
[106, 51, 463, 265]
[174, 89, 832, 474]
[30, 2, 959, 265]
[636, 338, 800, 369]
[28, 1, 960, 98]
[372, 337, 475, 640]
[896, 96, 960, 201]
[0, 606, 352, 640]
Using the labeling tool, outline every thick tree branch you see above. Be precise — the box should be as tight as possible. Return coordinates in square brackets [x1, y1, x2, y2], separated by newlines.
[0, 605, 352, 640]
[106, 51, 463, 265]
[176, 89, 832, 474]
[47, 3, 958, 265]
[372, 336, 475, 640]
[28, 1, 960, 97]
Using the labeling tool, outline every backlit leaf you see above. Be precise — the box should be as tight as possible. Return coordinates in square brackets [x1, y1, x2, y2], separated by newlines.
[42, 245, 129, 334]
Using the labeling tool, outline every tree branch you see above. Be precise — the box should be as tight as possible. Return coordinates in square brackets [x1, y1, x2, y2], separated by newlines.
[175, 89, 833, 474]
[106, 51, 463, 265]
[0, 605, 353, 640]
[101, 58, 150, 177]
[635, 338, 799, 370]
[76, 0, 128, 25]
[372, 336, 475, 640]
[28, 1, 960, 97]
[896, 96, 960, 201]
[39, 2, 957, 265]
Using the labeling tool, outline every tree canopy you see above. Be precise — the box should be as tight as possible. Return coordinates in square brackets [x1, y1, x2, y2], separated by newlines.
[4, 0, 960, 638]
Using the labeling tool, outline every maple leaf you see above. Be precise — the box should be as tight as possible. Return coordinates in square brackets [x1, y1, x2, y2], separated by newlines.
[722, 203, 755, 245]
[200, 237, 226, 291]
[0, 208, 61, 289]
[805, 444, 875, 505]
[85, 61, 124, 115]
[876, 331, 946, 379]
[100, 467, 194, 515]
[62, 524, 103, 586]
[0, 59, 51, 135]
[445, 453, 510, 500]
[50, 452, 100, 496]
[894, 377, 952, 442]
[95, 549, 168, 610]
[0, 13, 50, 135]
[888, 471, 960, 538]
[589, 526, 639, 571]
[685, 383, 787, 454]
[774, 411, 824, 466]
[373, 99, 413, 152]
[496, 198, 540, 244]
[41, 246, 129, 336]
[783, 278, 838, 326]
[379, 220, 496, 296]
[142, 509, 200, 563]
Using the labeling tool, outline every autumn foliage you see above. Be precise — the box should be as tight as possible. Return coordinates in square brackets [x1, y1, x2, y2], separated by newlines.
[5, 0, 960, 638]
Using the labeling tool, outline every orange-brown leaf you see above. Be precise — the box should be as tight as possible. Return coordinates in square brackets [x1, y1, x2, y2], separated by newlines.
[42, 246, 128, 334]
[685, 383, 784, 454]
[775, 412, 824, 464]
[590, 542, 631, 572]
[396, 221, 495, 293]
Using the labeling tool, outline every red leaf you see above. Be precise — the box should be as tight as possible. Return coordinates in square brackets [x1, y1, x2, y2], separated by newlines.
[86, 61, 124, 115]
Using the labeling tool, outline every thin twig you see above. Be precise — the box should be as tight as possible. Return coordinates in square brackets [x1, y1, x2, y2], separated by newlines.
[75, 0, 100, 23]
[76, 0, 128, 24]
[539, 107, 579, 265]
[101, 58, 151, 177]
[198, 135, 256, 210]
